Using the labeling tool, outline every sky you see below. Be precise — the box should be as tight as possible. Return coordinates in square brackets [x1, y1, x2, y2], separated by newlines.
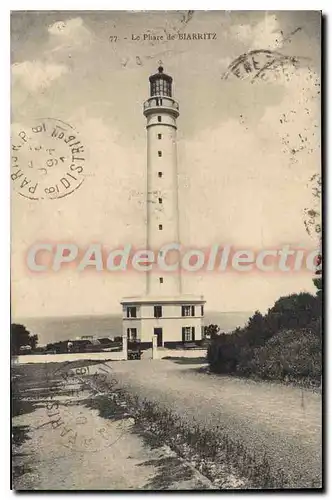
[11, 10, 321, 318]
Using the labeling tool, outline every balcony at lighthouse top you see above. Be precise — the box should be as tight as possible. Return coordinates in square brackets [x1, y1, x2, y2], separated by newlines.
[143, 66, 179, 118]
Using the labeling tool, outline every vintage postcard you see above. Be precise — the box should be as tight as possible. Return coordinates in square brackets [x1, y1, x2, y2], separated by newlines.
[11, 10, 322, 491]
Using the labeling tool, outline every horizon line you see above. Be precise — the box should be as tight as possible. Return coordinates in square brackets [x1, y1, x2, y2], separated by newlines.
[12, 310, 255, 322]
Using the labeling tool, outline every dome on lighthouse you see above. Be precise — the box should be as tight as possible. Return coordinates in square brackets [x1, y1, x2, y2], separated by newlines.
[149, 66, 173, 97]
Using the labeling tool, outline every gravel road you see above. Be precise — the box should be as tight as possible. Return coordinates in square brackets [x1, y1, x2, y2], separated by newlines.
[108, 358, 322, 488]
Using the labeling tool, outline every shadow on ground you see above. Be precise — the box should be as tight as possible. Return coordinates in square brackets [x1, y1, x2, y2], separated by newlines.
[162, 357, 207, 365]
[12, 425, 31, 447]
[138, 456, 196, 490]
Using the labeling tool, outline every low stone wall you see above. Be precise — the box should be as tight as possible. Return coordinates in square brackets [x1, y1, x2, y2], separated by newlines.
[161, 348, 207, 359]
[15, 347, 207, 364]
[140, 348, 207, 360]
[16, 351, 126, 364]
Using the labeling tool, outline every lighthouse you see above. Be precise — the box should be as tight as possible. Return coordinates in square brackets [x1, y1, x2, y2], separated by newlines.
[121, 67, 205, 350]
[145, 66, 181, 296]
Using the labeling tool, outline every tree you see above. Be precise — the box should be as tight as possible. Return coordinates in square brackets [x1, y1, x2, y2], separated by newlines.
[204, 324, 220, 339]
[30, 334, 38, 350]
[269, 292, 320, 330]
[245, 311, 267, 346]
[11, 323, 38, 355]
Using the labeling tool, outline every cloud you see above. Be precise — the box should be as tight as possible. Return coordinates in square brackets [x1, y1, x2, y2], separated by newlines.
[12, 60, 68, 92]
[180, 65, 320, 251]
[231, 13, 284, 50]
[11, 18, 92, 95]
[47, 17, 92, 52]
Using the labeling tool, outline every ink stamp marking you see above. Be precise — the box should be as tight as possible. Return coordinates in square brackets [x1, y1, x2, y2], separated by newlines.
[11, 118, 86, 200]
[223, 49, 305, 82]
[44, 362, 129, 453]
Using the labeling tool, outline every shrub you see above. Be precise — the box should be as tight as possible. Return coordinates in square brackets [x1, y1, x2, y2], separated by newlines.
[207, 291, 322, 385]
[237, 328, 322, 385]
[11, 324, 38, 355]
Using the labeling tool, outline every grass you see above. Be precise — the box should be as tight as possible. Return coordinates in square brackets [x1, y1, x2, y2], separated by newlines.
[89, 388, 292, 489]
[125, 395, 278, 489]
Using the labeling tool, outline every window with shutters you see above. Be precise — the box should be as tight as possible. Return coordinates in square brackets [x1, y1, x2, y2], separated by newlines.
[127, 328, 137, 340]
[182, 327, 195, 342]
[181, 305, 195, 317]
[126, 306, 137, 318]
[183, 327, 192, 342]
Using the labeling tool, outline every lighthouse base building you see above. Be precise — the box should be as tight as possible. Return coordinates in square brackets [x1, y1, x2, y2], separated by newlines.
[121, 295, 205, 348]
[121, 66, 205, 348]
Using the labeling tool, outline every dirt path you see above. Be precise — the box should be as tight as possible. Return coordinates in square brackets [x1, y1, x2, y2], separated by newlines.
[12, 363, 213, 490]
[107, 359, 322, 488]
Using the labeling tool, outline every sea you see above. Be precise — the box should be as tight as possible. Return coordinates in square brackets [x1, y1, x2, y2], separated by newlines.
[16, 311, 253, 346]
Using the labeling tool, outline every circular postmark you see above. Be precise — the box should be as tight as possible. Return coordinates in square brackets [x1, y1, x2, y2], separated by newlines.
[223, 49, 305, 83]
[11, 118, 86, 200]
[43, 362, 130, 453]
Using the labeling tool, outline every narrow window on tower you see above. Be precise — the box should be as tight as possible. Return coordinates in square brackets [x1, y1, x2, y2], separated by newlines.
[158, 172, 163, 178]
[158, 224, 163, 230]
[158, 116, 162, 122]
[158, 151, 162, 157]
[158, 133, 162, 139]
[159, 277, 164, 284]
[158, 198, 162, 204]
[154, 305, 162, 318]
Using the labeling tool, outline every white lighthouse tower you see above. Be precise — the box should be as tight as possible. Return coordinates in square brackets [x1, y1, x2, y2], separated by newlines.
[145, 66, 181, 297]
[121, 67, 205, 350]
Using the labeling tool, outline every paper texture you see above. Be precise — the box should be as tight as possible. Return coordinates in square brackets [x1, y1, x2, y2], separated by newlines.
[11, 10, 322, 491]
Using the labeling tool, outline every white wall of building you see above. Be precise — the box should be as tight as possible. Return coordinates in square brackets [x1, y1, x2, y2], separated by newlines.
[122, 301, 205, 345]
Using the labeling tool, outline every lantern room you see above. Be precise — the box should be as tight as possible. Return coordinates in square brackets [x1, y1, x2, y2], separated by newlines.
[149, 66, 173, 97]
